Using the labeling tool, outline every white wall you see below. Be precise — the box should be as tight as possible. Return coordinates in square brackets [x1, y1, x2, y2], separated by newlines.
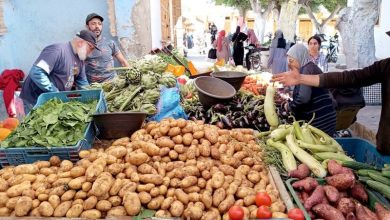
[374, 0, 390, 59]
[150, 0, 162, 48]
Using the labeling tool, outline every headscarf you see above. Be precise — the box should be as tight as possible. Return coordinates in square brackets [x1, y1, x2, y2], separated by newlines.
[235, 26, 240, 34]
[217, 30, 226, 52]
[247, 29, 258, 45]
[270, 29, 284, 48]
[287, 43, 311, 68]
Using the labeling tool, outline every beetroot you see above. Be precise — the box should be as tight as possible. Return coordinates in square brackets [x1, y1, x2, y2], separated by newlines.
[289, 164, 311, 179]
[351, 182, 368, 203]
[292, 177, 319, 192]
[304, 185, 325, 210]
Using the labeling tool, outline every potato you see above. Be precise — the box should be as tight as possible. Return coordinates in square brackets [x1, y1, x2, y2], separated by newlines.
[53, 201, 72, 217]
[0, 192, 9, 207]
[109, 178, 123, 196]
[119, 182, 137, 197]
[184, 186, 201, 194]
[172, 135, 183, 144]
[78, 150, 90, 159]
[137, 183, 155, 192]
[107, 146, 127, 159]
[129, 172, 140, 182]
[175, 189, 189, 205]
[142, 142, 160, 156]
[48, 195, 61, 209]
[82, 182, 92, 192]
[37, 194, 48, 201]
[236, 187, 256, 198]
[179, 176, 197, 188]
[138, 164, 157, 174]
[49, 185, 67, 197]
[77, 159, 92, 169]
[22, 189, 35, 199]
[107, 206, 127, 217]
[196, 191, 210, 210]
[8, 174, 36, 186]
[90, 172, 114, 197]
[46, 174, 58, 184]
[221, 155, 240, 168]
[32, 199, 40, 208]
[203, 208, 221, 220]
[204, 128, 219, 144]
[270, 201, 286, 213]
[52, 177, 72, 187]
[147, 195, 164, 210]
[247, 170, 261, 183]
[6, 196, 20, 209]
[15, 196, 32, 216]
[218, 194, 235, 213]
[83, 196, 97, 210]
[156, 137, 175, 148]
[38, 201, 54, 217]
[74, 190, 87, 200]
[184, 205, 203, 220]
[57, 171, 71, 178]
[14, 164, 39, 175]
[96, 200, 112, 212]
[85, 164, 104, 182]
[213, 188, 226, 207]
[161, 197, 174, 210]
[7, 181, 31, 197]
[128, 153, 149, 166]
[68, 176, 86, 190]
[68, 167, 85, 178]
[170, 200, 184, 217]
[61, 190, 76, 201]
[123, 192, 141, 215]
[211, 171, 225, 188]
[139, 174, 163, 185]
[159, 147, 170, 157]
[199, 144, 211, 157]
[219, 164, 235, 176]
[0, 207, 10, 216]
[59, 160, 73, 172]
[243, 157, 255, 166]
[80, 209, 101, 219]
[188, 192, 200, 202]
[112, 137, 130, 146]
[108, 196, 122, 207]
[0, 178, 9, 192]
[66, 204, 83, 218]
[244, 195, 256, 206]
[202, 170, 212, 180]
[167, 127, 181, 137]
[138, 191, 152, 205]
[72, 199, 83, 206]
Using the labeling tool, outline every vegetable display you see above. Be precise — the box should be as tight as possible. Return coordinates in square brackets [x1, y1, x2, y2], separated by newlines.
[0, 118, 286, 218]
[1, 99, 97, 148]
[90, 56, 176, 114]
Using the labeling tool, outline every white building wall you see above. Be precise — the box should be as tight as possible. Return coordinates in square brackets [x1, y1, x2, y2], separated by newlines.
[150, 0, 162, 48]
[374, 0, 390, 59]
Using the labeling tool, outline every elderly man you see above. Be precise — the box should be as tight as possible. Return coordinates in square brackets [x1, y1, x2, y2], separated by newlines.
[84, 13, 129, 83]
[20, 30, 99, 113]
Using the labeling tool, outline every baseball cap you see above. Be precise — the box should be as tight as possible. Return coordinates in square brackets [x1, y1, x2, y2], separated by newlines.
[76, 30, 101, 51]
[85, 13, 104, 25]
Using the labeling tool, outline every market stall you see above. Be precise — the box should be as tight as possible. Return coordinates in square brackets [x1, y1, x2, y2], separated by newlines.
[0, 52, 390, 220]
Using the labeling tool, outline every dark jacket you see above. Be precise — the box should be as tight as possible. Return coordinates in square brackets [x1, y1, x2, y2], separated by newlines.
[290, 62, 336, 135]
[319, 58, 390, 154]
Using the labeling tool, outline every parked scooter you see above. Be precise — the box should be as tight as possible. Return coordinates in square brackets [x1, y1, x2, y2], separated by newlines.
[244, 45, 262, 70]
[318, 33, 339, 63]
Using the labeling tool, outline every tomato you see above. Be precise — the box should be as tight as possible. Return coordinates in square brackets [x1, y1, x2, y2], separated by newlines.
[228, 205, 244, 220]
[255, 192, 272, 207]
[288, 208, 305, 220]
[256, 205, 272, 219]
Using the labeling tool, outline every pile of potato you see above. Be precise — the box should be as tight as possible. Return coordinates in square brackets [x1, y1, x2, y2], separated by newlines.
[0, 118, 286, 219]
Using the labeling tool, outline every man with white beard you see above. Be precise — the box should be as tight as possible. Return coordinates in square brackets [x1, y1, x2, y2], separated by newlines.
[20, 30, 99, 113]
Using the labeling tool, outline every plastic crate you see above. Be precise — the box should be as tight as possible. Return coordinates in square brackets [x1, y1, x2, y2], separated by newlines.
[0, 90, 106, 167]
[363, 83, 381, 105]
[335, 137, 390, 168]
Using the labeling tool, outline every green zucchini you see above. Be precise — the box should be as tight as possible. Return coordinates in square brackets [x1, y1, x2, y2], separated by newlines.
[358, 169, 381, 176]
[342, 161, 377, 170]
[382, 170, 390, 178]
[367, 172, 390, 186]
[367, 180, 390, 200]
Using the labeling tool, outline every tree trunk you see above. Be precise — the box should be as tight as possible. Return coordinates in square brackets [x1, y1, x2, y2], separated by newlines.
[337, 0, 380, 68]
[304, 4, 342, 35]
[278, 0, 301, 42]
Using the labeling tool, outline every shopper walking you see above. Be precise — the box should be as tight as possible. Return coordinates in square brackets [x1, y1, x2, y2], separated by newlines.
[232, 26, 248, 66]
[213, 30, 231, 64]
[245, 29, 259, 70]
[267, 30, 287, 74]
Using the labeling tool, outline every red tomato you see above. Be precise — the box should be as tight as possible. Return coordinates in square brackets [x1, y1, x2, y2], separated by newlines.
[256, 205, 272, 219]
[228, 205, 244, 220]
[288, 208, 305, 220]
[255, 192, 272, 207]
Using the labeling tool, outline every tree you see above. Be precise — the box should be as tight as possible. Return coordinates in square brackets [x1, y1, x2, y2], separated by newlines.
[214, 0, 252, 18]
[277, 0, 301, 42]
[337, 0, 380, 68]
[302, 0, 347, 34]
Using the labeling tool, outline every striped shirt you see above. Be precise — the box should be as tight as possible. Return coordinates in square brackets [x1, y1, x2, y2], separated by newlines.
[289, 62, 336, 135]
[310, 52, 328, 72]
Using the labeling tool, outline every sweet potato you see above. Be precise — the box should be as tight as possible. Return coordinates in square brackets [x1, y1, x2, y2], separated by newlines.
[326, 173, 355, 191]
[304, 185, 325, 210]
[323, 185, 340, 203]
[337, 198, 355, 216]
[312, 203, 346, 220]
[292, 177, 319, 192]
[327, 160, 354, 175]
[301, 191, 309, 203]
[346, 212, 357, 220]
[363, 206, 378, 220]
[289, 164, 310, 180]
[351, 182, 368, 203]
[375, 202, 390, 220]
[355, 202, 376, 220]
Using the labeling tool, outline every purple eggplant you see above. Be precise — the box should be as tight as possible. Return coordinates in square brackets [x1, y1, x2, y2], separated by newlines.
[221, 116, 233, 129]
[213, 104, 226, 112]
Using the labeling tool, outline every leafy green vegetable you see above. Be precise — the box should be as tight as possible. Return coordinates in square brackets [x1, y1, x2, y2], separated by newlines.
[1, 99, 97, 148]
[132, 208, 156, 220]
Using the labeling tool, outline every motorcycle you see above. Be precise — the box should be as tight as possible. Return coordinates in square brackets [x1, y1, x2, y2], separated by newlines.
[244, 45, 262, 71]
[318, 33, 339, 63]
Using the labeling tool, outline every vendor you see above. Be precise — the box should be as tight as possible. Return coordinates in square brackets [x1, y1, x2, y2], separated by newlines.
[284, 44, 336, 136]
[20, 30, 99, 113]
[84, 13, 129, 83]
[272, 31, 390, 155]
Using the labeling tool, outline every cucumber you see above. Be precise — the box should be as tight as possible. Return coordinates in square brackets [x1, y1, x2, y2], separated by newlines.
[342, 161, 378, 170]
[358, 169, 381, 176]
[366, 188, 390, 210]
[367, 180, 390, 200]
[367, 172, 390, 186]
[382, 170, 390, 178]
[358, 176, 371, 183]
[382, 167, 390, 171]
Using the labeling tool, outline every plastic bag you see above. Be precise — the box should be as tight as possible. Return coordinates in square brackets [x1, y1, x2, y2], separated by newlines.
[149, 86, 187, 122]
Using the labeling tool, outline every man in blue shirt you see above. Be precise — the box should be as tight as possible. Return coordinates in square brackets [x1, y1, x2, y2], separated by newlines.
[85, 13, 129, 83]
[20, 30, 99, 113]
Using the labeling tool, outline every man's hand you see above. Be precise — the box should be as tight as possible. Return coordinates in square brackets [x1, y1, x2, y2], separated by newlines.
[271, 67, 301, 86]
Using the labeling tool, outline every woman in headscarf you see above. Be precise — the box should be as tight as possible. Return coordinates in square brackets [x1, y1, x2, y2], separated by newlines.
[284, 43, 336, 136]
[267, 30, 288, 74]
[308, 35, 328, 72]
[245, 29, 259, 70]
[232, 26, 248, 66]
[213, 30, 231, 63]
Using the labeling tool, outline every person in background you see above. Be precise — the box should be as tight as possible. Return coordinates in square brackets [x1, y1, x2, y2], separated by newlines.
[284, 44, 336, 136]
[213, 30, 231, 64]
[20, 30, 99, 113]
[85, 13, 129, 83]
[267, 30, 287, 74]
[308, 35, 328, 72]
[245, 29, 259, 70]
[209, 22, 218, 44]
[232, 26, 248, 66]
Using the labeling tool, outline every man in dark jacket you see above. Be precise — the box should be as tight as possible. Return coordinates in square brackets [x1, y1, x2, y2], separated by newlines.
[271, 31, 390, 155]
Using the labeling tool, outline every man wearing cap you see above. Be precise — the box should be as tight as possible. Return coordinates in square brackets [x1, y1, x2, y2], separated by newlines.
[272, 31, 390, 155]
[20, 30, 99, 113]
[84, 13, 129, 83]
